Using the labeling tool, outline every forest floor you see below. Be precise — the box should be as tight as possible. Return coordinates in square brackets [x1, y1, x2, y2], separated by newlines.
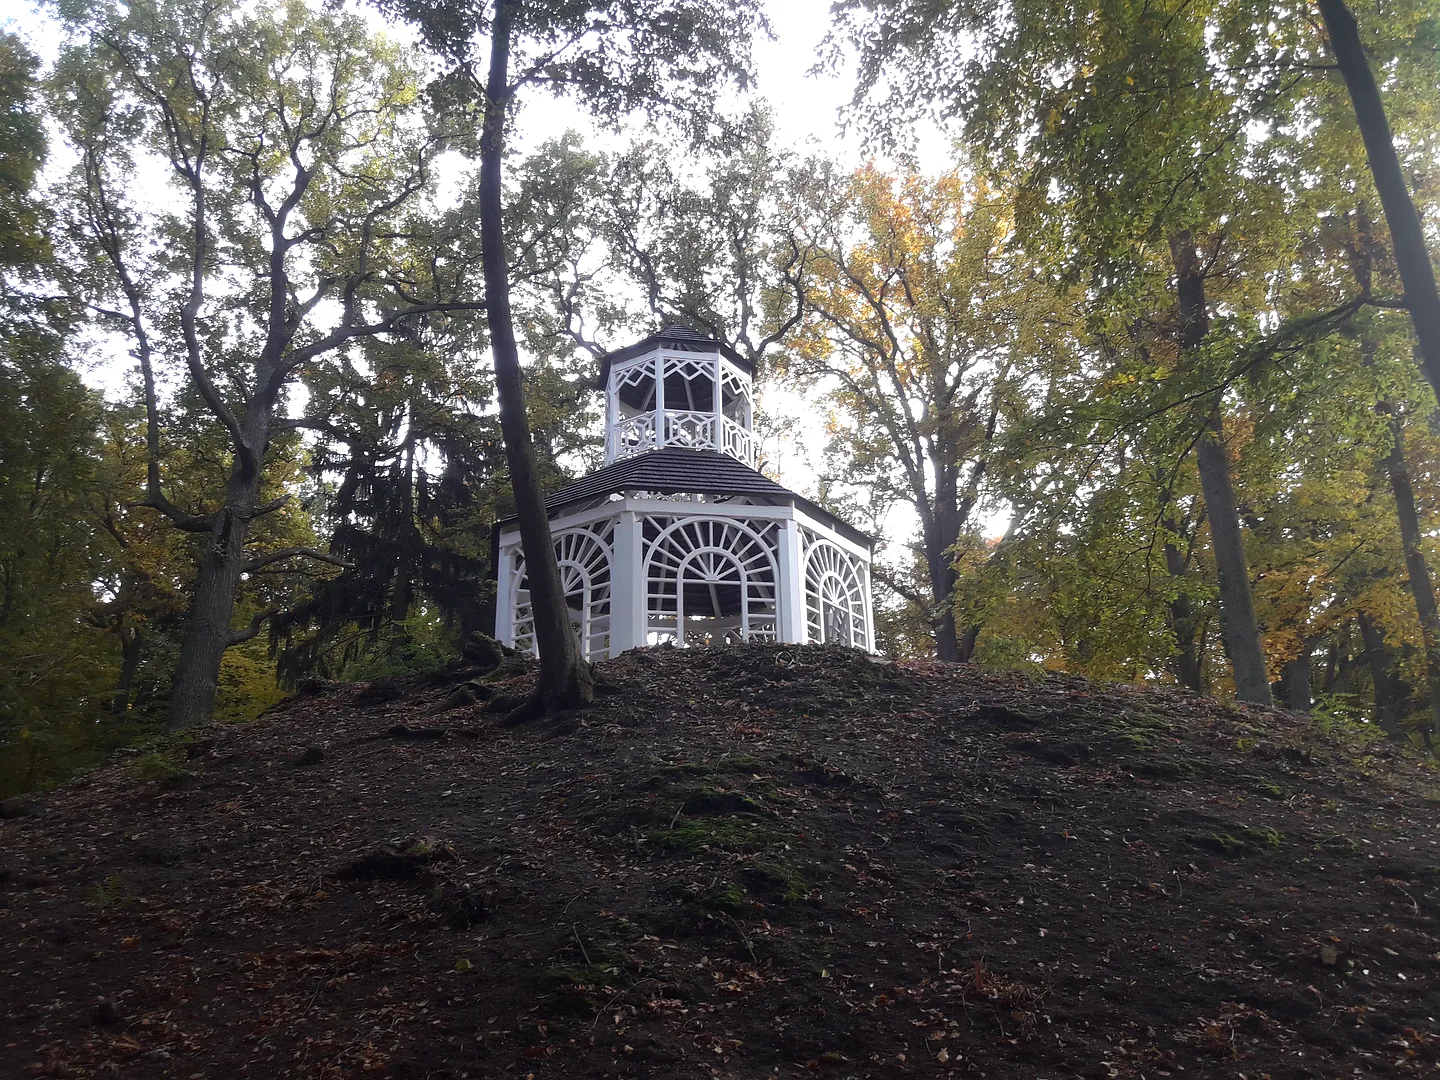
[3, 644, 1440, 1079]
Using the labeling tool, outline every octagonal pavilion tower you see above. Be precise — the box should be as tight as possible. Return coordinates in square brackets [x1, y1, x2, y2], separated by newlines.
[494, 326, 874, 659]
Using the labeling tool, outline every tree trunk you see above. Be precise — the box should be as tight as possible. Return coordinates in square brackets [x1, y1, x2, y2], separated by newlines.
[957, 622, 981, 663]
[1317, 0, 1440, 400]
[1280, 650, 1312, 713]
[1194, 413, 1272, 704]
[1163, 529, 1206, 692]
[110, 623, 142, 714]
[478, 0, 592, 716]
[925, 529, 960, 662]
[1170, 233, 1272, 704]
[1358, 612, 1405, 735]
[1381, 414, 1440, 746]
[167, 455, 265, 730]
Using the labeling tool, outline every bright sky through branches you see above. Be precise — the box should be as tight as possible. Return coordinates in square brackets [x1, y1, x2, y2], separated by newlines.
[2, 0, 984, 552]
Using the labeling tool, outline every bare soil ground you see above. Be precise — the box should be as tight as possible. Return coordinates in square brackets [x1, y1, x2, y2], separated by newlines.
[3, 644, 1440, 1079]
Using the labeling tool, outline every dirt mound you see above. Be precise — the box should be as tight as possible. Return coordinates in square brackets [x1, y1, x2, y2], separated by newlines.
[3, 644, 1439, 1078]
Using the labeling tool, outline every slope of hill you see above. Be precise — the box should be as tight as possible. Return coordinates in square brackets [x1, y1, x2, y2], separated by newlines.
[3, 644, 1439, 1079]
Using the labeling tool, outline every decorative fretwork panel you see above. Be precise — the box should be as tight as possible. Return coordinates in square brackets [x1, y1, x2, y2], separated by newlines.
[664, 410, 717, 449]
[719, 417, 756, 467]
[801, 532, 869, 650]
[615, 412, 659, 456]
[643, 516, 779, 645]
[511, 524, 615, 661]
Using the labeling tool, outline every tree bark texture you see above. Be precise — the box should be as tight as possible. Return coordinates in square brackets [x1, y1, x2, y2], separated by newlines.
[478, 0, 592, 714]
[1170, 233, 1273, 704]
[167, 409, 271, 730]
[925, 526, 961, 663]
[1318, 0, 1440, 400]
[1280, 651, 1312, 713]
[1381, 414, 1440, 744]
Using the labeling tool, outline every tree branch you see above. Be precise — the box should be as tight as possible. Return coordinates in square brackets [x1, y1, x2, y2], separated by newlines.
[242, 547, 355, 573]
[227, 607, 280, 647]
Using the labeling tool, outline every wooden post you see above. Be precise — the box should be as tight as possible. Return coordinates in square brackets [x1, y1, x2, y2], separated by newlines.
[778, 515, 805, 643]
[495, 541, 516, 646]
[609, 509, 644, 656]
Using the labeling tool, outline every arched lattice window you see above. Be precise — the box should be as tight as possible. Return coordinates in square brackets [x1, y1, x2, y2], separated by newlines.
[644, 517, 778, 645]
[512, 526, 613, 661]
[803, 537, 869, 649]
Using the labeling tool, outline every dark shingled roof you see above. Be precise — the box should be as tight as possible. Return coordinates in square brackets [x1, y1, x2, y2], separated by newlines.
[596, 325, 750, 389]
[500, 448, 871, 549]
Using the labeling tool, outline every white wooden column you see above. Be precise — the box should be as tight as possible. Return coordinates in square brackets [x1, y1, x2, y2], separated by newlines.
[604, 368, 615, 461]
[777, 515, 805, 644]
[861, 559, 876, 653]
[495, 542, 517, 645]
[712, 352, 723, 453]
[654, 351, 666, 448]
[608, 510, 645, 657]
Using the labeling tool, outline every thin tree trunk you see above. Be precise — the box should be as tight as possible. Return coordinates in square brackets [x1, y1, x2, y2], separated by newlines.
[1170, 233, 1272, 704]
[111, 624, 142, 714]
[1381, 414, 1440, 746]
[1317, 0, 1440, 399]
[478, 0, 591, 716]
[1163, 529, 1206, 692]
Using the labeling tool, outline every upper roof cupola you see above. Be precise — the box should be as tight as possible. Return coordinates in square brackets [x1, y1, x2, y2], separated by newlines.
[598, 325, 755, 468]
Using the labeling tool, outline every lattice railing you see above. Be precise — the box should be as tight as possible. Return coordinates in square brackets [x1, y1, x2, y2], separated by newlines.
[663, 410, 716, 449]
[610, 409, 757, 467]
[720, 416, 757, 468]
[614, 413, 659, 457]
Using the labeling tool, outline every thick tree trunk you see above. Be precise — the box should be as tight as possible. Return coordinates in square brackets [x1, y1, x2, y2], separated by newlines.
[924, 528, 961, 662]
[478, 0, 592, 716]
[1317, 0, 1440, 400]
[167, 437, 267, 730]
[1170, 234, 1272, 704]
[1382, 414, 1440, 745]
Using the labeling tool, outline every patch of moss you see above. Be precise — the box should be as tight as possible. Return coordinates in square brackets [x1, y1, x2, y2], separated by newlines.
[538, 963, 623, 1013]
[1314, 834, 1364, 857]
[648, 815, 781, 855]
[741, 860, 810, 902]
[663, 879, 751, 915]
[86, 874, 134, 908]
[1132, 757, 1202, 781]
[1190, 824, 1283, 857]
[1108, 730, 1155, 752]
[1256, 782, 1284, 799]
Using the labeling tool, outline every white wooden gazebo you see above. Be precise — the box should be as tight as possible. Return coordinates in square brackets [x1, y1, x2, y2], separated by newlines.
[494, 326, 874, 659]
